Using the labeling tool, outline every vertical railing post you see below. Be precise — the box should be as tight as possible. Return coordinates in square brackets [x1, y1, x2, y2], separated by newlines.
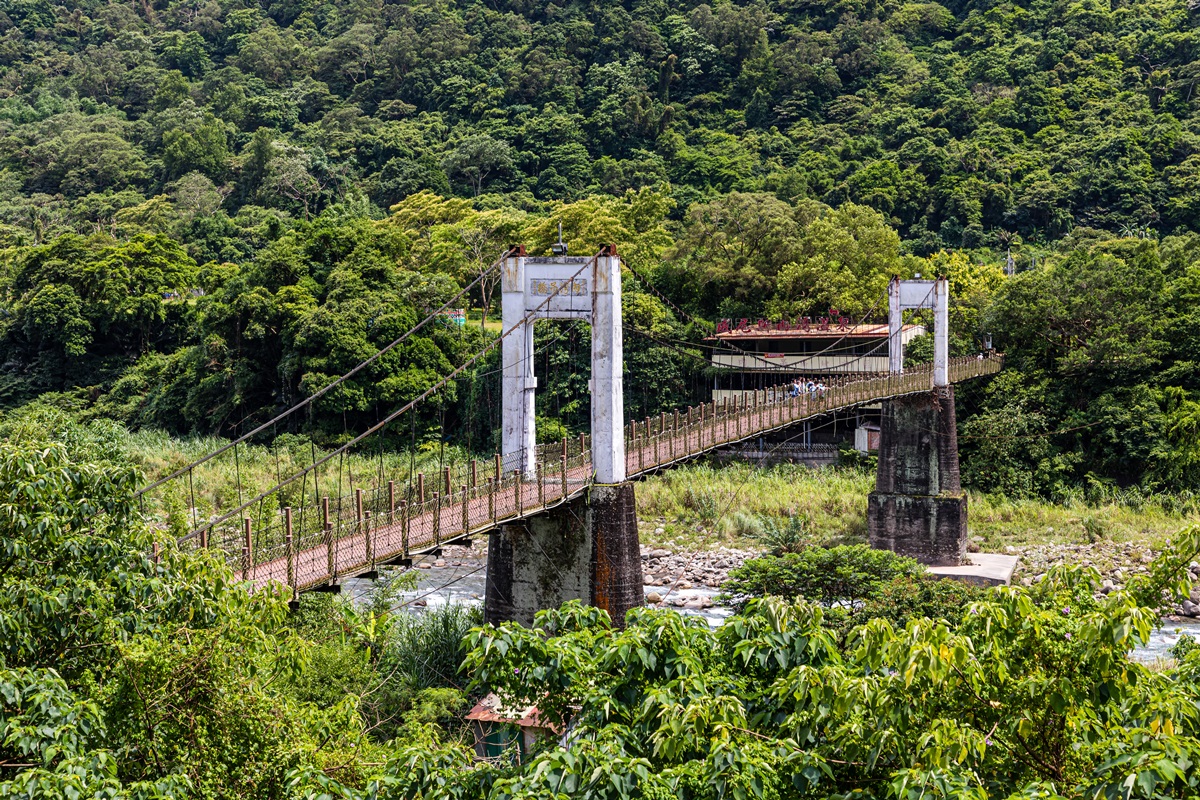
[323, 497, 333, 584]
[461, 485, 469, 534]
[200, 527, 209, 550]
[494, 454, 502, 485]
[400, 500, 409, 557]
[364, 510, 373, 570]
[355, 488, 364, 566]
[513, 470, 522, 516]
[417, 473, 425, 505]
[285, 506, 294, 595]
[637, 421, 644, 473]
[561, 438, 568, 497]
[647, 417, 655, 466]
[673, 410, 680, 459]
[488, 477, 496, 521]
[471, 460, 478, 489]
[537, 462, 544, 505]
[242, 517, 252, 581]
[433, 491, 441, 545]
[443, 467, 451, 499]
[388, 480, 396, 529]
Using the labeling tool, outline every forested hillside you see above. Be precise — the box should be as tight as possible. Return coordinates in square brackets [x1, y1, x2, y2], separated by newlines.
[1, 0, 1197, 240]
[1, 0, 1200, 495]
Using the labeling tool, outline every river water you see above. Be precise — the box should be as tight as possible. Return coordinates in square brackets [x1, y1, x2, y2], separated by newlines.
[343, 551, 734, 626]
[343, 553, 1196, 660]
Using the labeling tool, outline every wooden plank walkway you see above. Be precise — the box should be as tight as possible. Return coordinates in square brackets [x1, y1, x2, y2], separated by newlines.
[196, 356, 1001, 594]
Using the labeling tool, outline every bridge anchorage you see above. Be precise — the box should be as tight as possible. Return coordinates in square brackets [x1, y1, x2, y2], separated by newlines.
[154, 245, 1003, 620]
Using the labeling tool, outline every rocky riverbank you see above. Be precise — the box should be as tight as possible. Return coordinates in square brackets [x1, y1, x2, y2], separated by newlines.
[639, 545, 756, 609]
[1009, 540, 1200, 617]
[408, 537, 1200, 617]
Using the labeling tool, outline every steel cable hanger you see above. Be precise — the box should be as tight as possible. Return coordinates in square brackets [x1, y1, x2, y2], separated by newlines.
[138, 252, 509, 498]
[184, 251, 605, 542]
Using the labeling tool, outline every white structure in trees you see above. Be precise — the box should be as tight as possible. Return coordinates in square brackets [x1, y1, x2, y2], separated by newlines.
[888, 276, 949, 387]
[500, 245, 625, 484]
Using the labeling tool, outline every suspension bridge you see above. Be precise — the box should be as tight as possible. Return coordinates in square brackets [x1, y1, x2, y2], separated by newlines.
[143, 246, 1002, 624]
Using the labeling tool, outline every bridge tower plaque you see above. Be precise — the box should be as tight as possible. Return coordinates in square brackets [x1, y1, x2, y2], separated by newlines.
[486, 244, 642, 626]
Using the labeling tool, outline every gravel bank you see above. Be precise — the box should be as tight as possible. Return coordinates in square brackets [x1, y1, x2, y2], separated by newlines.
[1009, 540, 1200, 616]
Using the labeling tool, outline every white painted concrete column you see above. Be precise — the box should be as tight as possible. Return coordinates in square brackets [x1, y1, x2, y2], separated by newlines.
[933, 276, 949, 388]
[501, 249, 536, 477]
[888, 277, 903, 374]
[591, 247, 625, 484]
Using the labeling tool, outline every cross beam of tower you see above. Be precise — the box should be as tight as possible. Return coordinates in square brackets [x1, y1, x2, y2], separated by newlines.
[888, 275, 949, 384]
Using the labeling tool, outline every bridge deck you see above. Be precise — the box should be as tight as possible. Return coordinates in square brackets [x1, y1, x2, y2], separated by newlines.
[189, 356, 1001, 594]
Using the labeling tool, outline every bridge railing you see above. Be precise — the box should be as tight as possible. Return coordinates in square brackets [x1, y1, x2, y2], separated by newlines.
[622, 354, 1001, 476]
[182, 353, 1000, 593]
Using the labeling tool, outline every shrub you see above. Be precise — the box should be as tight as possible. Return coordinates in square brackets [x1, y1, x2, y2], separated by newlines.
[858, 574, 986, 629]
[721, 544, 922, 611]
[758, 514, 811, 554]
[720, 545, 989, 640]
[719, 510, 766, 539]
[1171, 633, 1198, 662]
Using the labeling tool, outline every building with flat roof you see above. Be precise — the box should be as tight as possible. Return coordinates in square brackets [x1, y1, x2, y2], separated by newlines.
[705, 317, 925, 402]
[704, 315, 926, 458]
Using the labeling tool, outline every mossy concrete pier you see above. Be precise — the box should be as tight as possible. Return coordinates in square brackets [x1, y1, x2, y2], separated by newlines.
[484, 482, 642, 627]
[867, 386, 968, 566]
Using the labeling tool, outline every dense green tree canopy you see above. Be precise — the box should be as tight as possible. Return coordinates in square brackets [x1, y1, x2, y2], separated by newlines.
[0, 0, 1197, 245]
[0, 0, 1198, 496]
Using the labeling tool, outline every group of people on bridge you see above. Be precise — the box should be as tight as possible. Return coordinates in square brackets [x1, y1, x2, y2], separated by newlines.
[788, 378, 827, 399]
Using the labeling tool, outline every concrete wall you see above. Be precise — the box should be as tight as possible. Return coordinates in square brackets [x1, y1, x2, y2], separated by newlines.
[868, 387, 967, 566]
[484, 482, 643, 627]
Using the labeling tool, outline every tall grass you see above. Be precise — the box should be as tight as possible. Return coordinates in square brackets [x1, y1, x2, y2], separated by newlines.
[125, 428, 481, 528]
[383, 604, 483, 693]
[637, 463, 873, 547]
[637, 462, 1199, 550]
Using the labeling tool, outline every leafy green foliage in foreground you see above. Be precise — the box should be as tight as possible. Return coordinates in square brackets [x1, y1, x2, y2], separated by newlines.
[0, 414, 468, 799]
[9, 408, 1200, 799]
[302, 531, 1200, 799]
[721, 545, 986, 638]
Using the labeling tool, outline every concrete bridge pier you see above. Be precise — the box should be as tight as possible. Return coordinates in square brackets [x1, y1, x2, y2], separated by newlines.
[484, 482, 642, 627]
[867, 386, 967, 566]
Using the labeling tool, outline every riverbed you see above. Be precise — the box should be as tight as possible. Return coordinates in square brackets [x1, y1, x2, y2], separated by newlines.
[343, 550, 1196, 660]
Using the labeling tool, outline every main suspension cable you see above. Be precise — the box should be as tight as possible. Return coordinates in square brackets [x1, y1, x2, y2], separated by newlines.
[182, 251, 605, 541]
[138, 251, 509, 498]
